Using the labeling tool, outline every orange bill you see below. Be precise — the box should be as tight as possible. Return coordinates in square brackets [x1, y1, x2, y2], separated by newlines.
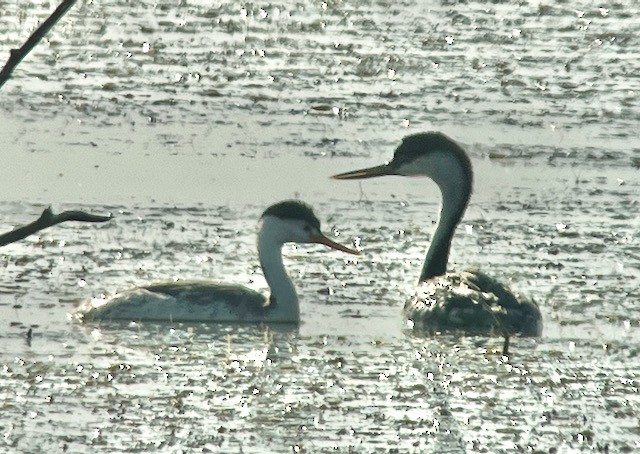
[311, 233, 360, 255]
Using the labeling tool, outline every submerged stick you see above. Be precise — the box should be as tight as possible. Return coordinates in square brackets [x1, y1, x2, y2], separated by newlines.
[0, 0, 78, 90]
[473, 297, 513, 357]
[502, 334, 510, 357]
[0, 206, 112, 247]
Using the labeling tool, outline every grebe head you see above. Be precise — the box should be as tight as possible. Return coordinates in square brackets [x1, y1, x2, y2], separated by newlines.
[332, 132, 473, 193]
[260, 200, 359, 254]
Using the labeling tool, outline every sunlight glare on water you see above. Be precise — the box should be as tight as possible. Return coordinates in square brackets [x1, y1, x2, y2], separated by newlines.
[0, 0, 639, 452]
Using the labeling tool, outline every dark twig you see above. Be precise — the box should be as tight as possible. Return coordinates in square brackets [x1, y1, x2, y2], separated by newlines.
[0, 0, 78, 90]
[0, 206, 112, 247]
[474, 298, 512, 357]
[502, 334, 510, 357]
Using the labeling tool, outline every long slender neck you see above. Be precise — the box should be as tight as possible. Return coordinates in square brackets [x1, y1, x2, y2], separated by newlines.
[419, 186, 470, 281]
[418, 155, 472, 282]
[257, 219, 299, 319]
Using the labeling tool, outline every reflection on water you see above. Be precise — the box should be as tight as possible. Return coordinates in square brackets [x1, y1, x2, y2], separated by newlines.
[1, 0, 638, 153]
[0, 0, 639, 452]
[1, 322, 638, 452]
[1, 194, 638, 451]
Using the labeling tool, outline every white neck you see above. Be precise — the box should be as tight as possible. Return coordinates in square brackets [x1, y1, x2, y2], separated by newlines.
[257, 217, 299, 320]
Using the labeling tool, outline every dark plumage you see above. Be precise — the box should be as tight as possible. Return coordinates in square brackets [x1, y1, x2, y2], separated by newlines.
[390, 132, 473, 181]
[262, 200, 321, 231]
[405, 271, 542, 337]
[333, 131, 543, 337]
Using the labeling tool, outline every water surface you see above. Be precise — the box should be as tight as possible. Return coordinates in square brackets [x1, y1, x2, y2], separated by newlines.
[1, 0, 638, 452]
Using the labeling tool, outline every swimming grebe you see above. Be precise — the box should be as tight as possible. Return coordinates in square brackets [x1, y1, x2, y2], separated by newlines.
[333, 132, 542, 336]
[77, 200, 359, 323]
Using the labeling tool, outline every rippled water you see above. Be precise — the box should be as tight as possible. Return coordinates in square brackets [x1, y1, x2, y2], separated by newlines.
[1, 0, 639, 452]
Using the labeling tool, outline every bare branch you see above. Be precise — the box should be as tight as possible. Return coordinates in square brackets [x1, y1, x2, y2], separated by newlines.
[0, 206, 112, 247]
[0, 0, 78, 90]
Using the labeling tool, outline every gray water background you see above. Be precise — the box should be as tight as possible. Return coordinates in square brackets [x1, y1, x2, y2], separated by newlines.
[0, 1, 639, 452]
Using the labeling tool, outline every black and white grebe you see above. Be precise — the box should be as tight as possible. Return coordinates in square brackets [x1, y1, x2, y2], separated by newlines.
[77, 200, 359, 323]
[333, 132, 542, 336]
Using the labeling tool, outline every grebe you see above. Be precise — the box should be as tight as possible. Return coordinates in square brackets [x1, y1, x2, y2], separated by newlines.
[77, 200, 359, 323]
[332, 132, 542, 336]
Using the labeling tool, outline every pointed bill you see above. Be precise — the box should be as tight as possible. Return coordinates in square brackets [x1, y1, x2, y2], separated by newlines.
[331, 164, 392, 180]
[311, 233, 360, 255]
